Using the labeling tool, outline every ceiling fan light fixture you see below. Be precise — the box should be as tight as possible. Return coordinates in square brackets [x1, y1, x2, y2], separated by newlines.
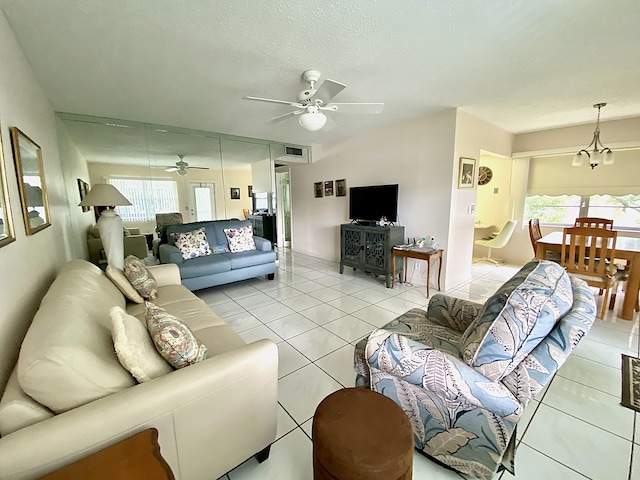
[177, 169, 188, 176]
[298, 110, 327, 132]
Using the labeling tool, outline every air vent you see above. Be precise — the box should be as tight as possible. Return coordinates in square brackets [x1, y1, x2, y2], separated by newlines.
[285, 146, 304, 157]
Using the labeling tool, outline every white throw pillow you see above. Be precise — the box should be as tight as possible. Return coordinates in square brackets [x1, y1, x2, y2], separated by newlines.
[170, 227, 212, 260]
[106, 265, 144, 304]
[223, 225, 256, 253]
[110, 306, 173, 382]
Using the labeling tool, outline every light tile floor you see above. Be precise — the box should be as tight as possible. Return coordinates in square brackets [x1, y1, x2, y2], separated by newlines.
[192, 249, 639, 480]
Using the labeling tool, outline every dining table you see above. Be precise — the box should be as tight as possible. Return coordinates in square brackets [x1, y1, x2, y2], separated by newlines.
[535, 231, 640, 320]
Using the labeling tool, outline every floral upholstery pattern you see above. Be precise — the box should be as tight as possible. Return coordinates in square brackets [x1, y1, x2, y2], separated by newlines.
[459, 261, 573, 381]
[123, 255, 158, 300]
[355, 260, 596, 479]
[223, 225, 256, 253]
[145, 302, 208, 369]
[170, 227, 212, 260]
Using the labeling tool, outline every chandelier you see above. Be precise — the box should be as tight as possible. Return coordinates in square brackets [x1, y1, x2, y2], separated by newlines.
[572, 103, 614, 169]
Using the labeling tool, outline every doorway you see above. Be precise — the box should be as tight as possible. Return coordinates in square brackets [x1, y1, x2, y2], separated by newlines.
[187, 182, 217, 222]
[276, 169, 292, 247]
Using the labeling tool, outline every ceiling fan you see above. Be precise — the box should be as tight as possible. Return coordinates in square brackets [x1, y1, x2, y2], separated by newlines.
[160, 155, 209, 176]
[244, 70, 384, 132]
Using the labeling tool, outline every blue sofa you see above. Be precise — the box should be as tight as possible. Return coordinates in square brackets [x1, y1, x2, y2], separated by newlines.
[159, 219, 277, 291]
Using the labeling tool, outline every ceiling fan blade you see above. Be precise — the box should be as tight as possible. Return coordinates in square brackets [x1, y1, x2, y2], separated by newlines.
[325, 103, 384, 114]
[165, 167, 178, 172]
[266, 110, 303, 124]
[187, 166, 209, 170]
[313, 79, 346, 105]
[322, 115, 338, 132]
[244, 96, 303, 108]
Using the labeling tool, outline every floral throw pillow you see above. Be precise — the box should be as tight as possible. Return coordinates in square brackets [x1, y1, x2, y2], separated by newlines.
[123, 255, 158, 300]
[145, 302, 208, 369]
[223, 225, 256, 253]
[170, 227, 212, 260]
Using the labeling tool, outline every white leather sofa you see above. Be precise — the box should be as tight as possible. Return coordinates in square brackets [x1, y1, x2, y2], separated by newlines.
[0, 260, 278, 479]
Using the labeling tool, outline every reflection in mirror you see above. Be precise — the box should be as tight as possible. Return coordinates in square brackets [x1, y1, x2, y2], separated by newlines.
[57, 113, 309, 250]
[10, 127, 50, 235]
[0, 120, 15, 247]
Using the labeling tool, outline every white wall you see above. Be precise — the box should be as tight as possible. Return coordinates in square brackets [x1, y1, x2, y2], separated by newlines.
[0, 12, 73, 389]
[450, 111, 514, 285]
[56, 118, 94, 259]
[290, 109, 459, 288]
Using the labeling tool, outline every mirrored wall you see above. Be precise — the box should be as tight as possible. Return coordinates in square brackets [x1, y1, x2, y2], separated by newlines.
[58, 113, 310, 236]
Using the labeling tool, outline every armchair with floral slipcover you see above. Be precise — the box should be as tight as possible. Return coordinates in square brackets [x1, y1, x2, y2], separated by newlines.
[354, 260, 596, 479]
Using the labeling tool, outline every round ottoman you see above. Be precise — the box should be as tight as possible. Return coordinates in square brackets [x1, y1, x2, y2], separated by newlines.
[312, 387, 413, 480]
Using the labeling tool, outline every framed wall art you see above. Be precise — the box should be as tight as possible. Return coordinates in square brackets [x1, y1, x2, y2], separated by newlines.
[230, 187, 240, 199]
[0, 121, 15, 248]
[314, 182, 323, 198]
[335, 179, 346, 197]
[77, 178, 90, 212]
[458, 157, 476, 189]
[324, 180, 334, 196]
[10, 127, 51, 235]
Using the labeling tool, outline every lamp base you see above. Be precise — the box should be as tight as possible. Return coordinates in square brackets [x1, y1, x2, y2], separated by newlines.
[97, 208, 124, 269]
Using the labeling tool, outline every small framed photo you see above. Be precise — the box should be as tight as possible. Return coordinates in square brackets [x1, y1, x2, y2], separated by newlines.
[324, 180, 334, 196]
[458, 157, 476, 189]
[314, 182, 323, 198]
[77, 178, 90, 212]
[335, 179, 346, 197]
[230, 187, 240, 199]
[248, 185, 253, 197]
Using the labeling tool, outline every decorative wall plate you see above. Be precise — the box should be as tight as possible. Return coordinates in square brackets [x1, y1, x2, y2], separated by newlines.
[478, 166, 493, 186]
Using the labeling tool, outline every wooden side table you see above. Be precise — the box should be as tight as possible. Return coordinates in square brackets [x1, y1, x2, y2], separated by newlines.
[392, 247, 443, 297]
[39, 428, 174, 480]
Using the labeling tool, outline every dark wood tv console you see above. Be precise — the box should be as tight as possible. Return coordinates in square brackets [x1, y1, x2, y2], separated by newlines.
[339, 224, 405, 287]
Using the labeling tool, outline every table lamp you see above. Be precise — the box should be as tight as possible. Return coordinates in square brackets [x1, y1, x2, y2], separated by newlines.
[79, 184, 132, 269]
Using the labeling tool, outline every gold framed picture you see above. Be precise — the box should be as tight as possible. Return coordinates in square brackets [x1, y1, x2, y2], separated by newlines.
[458, 157, 476, 189]
[335, 179, 346, 197]
[314, 182, 323, 198]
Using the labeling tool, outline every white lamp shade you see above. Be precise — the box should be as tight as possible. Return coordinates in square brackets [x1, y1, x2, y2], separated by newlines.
[79, 184, 132, 207]
[603, 150, 615, 165]
[571, 153, 584, 167]
[299, 112, 327, 131]
[590, 150, 602, 167]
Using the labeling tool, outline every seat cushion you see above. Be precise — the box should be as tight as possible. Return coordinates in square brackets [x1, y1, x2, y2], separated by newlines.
[459, 260, 573, 382]
[178, 255, 232, 279]
[227, 250, 277, 270]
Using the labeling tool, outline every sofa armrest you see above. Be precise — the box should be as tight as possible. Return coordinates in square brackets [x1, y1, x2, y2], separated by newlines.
[159, 243, 183, 265]
[0, 339, 278, 480]
[146, 263, 181, 287]
[86, 237, 104, 264]
[253, 236, 272, 251]
[425, 294, 483, 333]
[126, 227, 141, 235]
[365, 329, 521, 419]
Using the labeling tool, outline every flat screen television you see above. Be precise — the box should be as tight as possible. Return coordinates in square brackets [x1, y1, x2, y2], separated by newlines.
[349, 184, 398, 223]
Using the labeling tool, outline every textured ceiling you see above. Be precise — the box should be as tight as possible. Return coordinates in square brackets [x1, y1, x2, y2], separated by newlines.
[1, 0, 639, 148]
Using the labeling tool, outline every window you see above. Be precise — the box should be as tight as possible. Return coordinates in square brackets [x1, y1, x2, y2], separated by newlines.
[524, 194, 640, 229]
[108, 178, 179, 222]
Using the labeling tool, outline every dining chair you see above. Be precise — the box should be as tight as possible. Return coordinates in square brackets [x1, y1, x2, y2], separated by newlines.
[574, 217, 614, 229]
[561, 226, 617, 319]
[475, 220, 517, 265]
[528, 218, 561, 261]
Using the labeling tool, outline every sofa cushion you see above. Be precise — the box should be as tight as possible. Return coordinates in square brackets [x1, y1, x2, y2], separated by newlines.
[110, 306, 173, 382]
[145, 302, 208, 368]
[459, 260, 573, 382]
[178, 254, 232, 279]
[228, 249, 277, 270]
[124, 255, 158, 300]
[171, 227, 212, 260]
[106, 265, 144, 303]
[224, 225, 256, 253]
[17, 260, 135, 413]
